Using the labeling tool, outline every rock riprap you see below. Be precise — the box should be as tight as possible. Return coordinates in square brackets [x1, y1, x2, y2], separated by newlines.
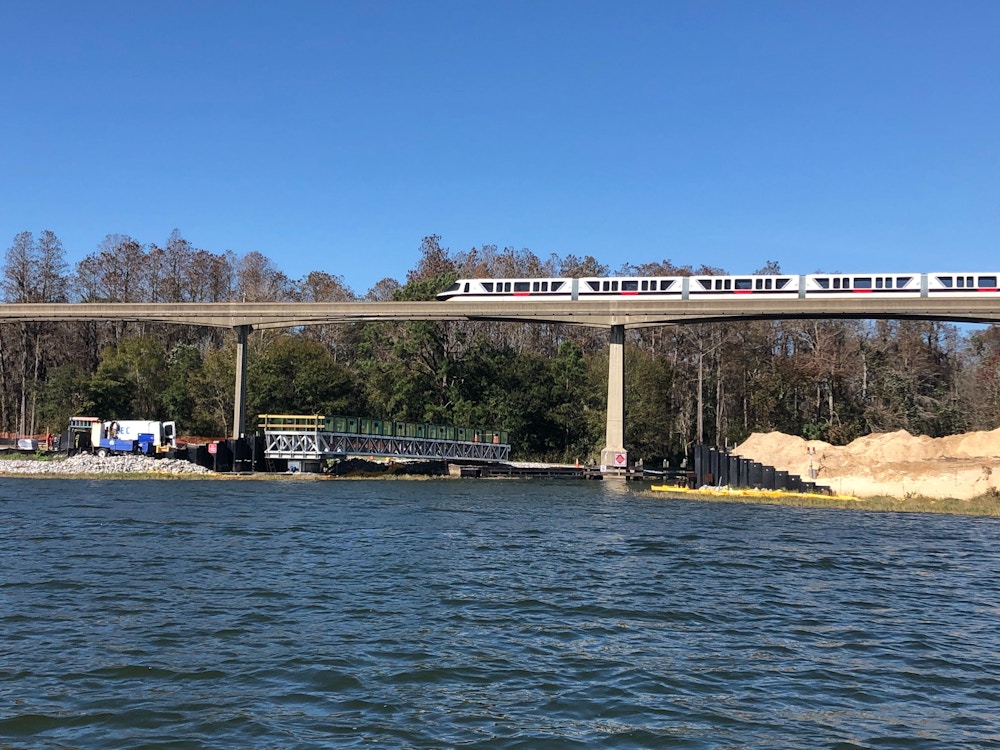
[0, 453, 213, 476]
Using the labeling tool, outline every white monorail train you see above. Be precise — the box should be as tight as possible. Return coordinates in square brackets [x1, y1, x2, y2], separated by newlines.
[437, 273, 1000, 301]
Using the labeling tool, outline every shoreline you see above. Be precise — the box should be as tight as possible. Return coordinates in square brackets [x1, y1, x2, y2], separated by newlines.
[642, 486, 1000, 516]
[4, 454, 1000, 515]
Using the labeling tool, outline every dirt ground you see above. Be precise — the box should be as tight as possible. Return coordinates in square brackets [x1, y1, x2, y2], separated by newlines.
[734, 428, 1000, 500]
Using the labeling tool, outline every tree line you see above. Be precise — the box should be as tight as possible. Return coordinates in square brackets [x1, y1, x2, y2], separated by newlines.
[4, 230, 1000, 463]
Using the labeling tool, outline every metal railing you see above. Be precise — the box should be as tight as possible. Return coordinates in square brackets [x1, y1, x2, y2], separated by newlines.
[258, 415, 511, 462]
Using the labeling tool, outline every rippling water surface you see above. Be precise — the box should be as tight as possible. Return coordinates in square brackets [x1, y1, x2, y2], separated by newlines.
[3, 478, 1000, 748]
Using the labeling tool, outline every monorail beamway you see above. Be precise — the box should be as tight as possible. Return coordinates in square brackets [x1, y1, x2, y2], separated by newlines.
[4, 294, 1000, 472]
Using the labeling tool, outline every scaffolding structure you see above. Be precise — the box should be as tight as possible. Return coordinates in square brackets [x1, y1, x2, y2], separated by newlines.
[262, 428, 511, 463]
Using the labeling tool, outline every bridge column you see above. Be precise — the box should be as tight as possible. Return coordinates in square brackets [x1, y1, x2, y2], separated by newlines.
[600, 324, 628, 472]
[233, 325, 250, 439]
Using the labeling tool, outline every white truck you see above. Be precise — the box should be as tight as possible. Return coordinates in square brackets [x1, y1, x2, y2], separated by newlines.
[69, 417, 177, 457]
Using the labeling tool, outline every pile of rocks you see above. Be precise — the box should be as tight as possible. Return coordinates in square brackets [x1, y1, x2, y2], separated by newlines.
[0, 453, 214, 476]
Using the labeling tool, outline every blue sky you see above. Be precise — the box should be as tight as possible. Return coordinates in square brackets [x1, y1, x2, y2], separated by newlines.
[2, 1, 997, 295]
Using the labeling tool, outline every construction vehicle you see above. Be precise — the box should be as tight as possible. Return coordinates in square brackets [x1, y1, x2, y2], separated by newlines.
[68, 416, 177, 457]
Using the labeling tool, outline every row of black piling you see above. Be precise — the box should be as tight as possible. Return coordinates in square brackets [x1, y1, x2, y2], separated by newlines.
[691, 444, 831, 495]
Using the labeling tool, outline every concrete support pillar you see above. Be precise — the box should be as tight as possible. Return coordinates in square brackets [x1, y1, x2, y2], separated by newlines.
[600, 324, 628, 471]
[233, 325, 250, 439]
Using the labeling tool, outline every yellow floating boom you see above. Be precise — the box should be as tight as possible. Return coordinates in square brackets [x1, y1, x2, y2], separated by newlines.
[650, 484, 859, 502]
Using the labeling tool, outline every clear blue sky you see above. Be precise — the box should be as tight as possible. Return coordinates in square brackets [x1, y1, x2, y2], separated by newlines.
[2, 1, 997, 295]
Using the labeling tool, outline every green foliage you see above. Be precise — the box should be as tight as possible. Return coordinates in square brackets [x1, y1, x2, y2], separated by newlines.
[160, 344, 202, 425]
[90, 336, 169, 418]
[37, 364, 95, 431]
[189, 343, 236, 436]
[802, 421, 829, 441]
[550, 341, 604, 461]
[248, 335, 360, 417]
[626, 346, 679, 464]
[392, 272, 458, 302]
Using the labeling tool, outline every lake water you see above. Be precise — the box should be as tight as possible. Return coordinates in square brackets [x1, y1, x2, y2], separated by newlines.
[2, 478, 999, 749]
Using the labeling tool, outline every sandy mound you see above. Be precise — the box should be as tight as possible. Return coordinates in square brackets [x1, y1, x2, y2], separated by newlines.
[734, 428, 1000, 500]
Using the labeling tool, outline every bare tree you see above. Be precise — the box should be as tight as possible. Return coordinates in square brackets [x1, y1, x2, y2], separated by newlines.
[299, 271, 357, 360]
[2, 231, 69, 434]
[235, 251, 292, 302]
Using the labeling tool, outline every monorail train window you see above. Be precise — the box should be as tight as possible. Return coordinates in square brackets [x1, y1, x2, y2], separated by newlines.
[937, 276, 953, 288]
[660, 280, 674, 290]
[875, 278, 883, 289]
[463, 283, 469, 293]
[776, 278, 789, 289]
[854, 277, 872, 289]
[735, 279, 752, 290]
[586, 281, 601, 291]
[814, 278, 830, 289]
[532, 282, 539, 292]
[503, 282, 512, 293]
[697, 279, 713, 290]
[482, 282, 493, 292]
[514, 282, 530, 293]
[622, 280, 638, 292]
[551, 281, 564, 291]
[980, 276, 997, 288]
[897, 277, 912, 288]
[541, 281, 549, 291]
[641, 280, 649, 291]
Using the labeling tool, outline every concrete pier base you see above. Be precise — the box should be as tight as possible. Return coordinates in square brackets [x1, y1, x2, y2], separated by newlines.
[600, 448, 629, 473]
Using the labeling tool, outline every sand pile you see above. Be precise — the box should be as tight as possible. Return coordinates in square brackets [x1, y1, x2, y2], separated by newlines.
[734, 428, 1000, 500]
